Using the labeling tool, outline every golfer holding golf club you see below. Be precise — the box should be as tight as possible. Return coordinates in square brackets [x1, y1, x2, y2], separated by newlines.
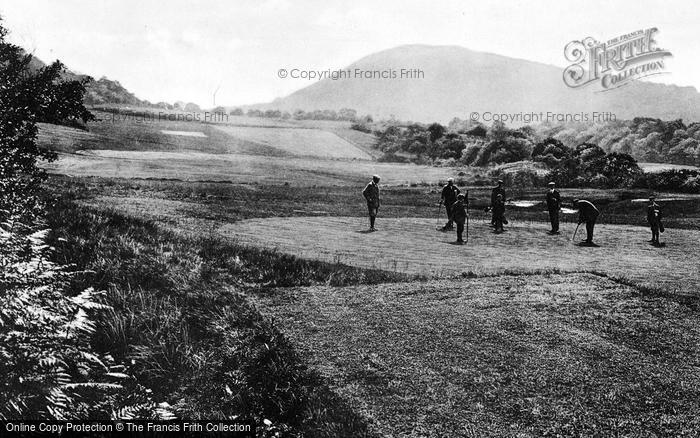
[440, 178, 460, 231]
[449, 193, 469, 244]
[573, 199, 599, 246]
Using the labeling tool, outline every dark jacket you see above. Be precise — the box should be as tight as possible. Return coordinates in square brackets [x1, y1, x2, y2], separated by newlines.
[546, 189, 561, 211]
[491, 186, 506, 207]
[493, 198, 505, 216]
[577, 200, 599, 223]
[450, 200, 468, 223]
[647, 203, 662, 225]
[442, 184, 460, 204]
[362, 181, 380, 208]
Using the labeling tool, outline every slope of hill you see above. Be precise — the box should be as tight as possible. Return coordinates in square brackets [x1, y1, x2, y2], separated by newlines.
[266, 44, 700, 123]
[25, 52, 147, 106]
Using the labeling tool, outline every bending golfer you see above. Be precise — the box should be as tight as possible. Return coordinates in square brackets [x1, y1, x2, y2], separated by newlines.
[362, 175, 381, 231]
[441, 178, 460, 231]
[574, 199, 599, 245]
[449, 193, 468, 244]
[546, 181, 561, 234]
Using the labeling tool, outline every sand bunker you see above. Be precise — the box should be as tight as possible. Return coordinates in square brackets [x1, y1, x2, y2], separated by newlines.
[161, 130, 208, 137]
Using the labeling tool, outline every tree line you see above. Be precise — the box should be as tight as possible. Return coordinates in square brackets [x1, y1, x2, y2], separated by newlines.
[365, 118, 700, 191]
[226, 107, 374, 123]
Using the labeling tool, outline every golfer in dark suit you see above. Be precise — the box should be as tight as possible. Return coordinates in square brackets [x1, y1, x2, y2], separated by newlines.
[574, 199, 599, 245]
[546, 182, 561, 234]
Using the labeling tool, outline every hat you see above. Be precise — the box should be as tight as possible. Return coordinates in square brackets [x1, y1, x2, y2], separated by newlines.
[447, 177, 454, 182]
[496, 193, 503, 198]
[372, 174, 381, 181]
[457, 193, 465, 199]
[548, 182, 555, 186]
[497, 179, 503, 184]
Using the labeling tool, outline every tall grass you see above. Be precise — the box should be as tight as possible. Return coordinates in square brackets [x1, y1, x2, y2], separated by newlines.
[46, 198, 413, 436]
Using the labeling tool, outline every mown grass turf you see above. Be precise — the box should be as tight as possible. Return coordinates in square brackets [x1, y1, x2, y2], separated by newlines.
[51, 175, 700, 230]
[44, 175, 700, 437]
[254, 274, 700, 437]
[224, 216, 700, 297]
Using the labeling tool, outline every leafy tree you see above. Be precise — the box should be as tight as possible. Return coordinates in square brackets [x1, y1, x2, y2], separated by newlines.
[575, 143, 606, 175]
[532, 138, 572, 167]
[402, 123, 429, 158]
[183, 102, 201, 112]
[460, 142, 483, 165]
[338, 108, 357, 121]
[488, 120, 510, 142]
[447, 117, 471, 133]
[465, 124, 487, 137]
[475, 138, 531, 165]
[264, 109, 282, 118]
[376, 125, 402, 154]
[436, 133, 466, 160]
[0, 25, 93, 219]
[602, 152, 642, 187]
[1, 19, 165, 420]
[427, 122, 446, 143]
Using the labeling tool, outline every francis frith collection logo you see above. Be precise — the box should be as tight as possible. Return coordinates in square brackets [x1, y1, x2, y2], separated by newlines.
[563, 27, 672, 91]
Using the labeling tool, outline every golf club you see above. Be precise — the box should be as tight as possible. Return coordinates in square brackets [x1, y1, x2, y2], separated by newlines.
[435, 200, 443, 231]
[571, 222, 581, 242]
[465, 190, 469, 243]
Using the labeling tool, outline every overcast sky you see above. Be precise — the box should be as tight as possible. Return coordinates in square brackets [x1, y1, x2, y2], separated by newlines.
[1, 0, 697, 107]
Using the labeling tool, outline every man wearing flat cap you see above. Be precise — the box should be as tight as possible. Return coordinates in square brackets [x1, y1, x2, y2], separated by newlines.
[440, 177, 461, 231]
[545, 181, 561, 234]
[362, 175, 381, 231]
[449, 193, 468, 244]
[490, 179, 506, 227]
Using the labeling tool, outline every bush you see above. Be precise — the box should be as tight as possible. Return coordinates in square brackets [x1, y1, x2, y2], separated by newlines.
[637, 170, 700, 193]
[589, 174, 610, 188]
[377, 153, 410, 163]
[512, 169, 542, 189]
[350, 122, 372, 133]
[460, 143, 482, 165]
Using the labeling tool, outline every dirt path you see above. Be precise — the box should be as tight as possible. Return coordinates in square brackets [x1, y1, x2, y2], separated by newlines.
[222, 216, 700, 295]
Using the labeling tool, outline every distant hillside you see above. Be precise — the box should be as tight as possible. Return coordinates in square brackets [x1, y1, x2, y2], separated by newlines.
[25, 53, 147, 106]
[264, 44, 700, 123]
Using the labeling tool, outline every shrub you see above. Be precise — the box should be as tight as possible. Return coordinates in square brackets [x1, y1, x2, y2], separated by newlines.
[0, 218, 165, 420]
[460, 143, 482, 165]
[589, 174, 610, 188]
[350, 122, 372, 133]
[512, 169, 542, 189]
[682, 175, 700, 192]
[377, 153, 410, 163]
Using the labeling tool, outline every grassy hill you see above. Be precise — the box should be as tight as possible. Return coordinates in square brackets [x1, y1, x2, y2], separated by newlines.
[265, 44, 700, 123]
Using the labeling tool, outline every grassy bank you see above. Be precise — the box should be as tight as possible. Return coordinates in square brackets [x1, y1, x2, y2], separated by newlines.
[46, 197, 417, 436]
